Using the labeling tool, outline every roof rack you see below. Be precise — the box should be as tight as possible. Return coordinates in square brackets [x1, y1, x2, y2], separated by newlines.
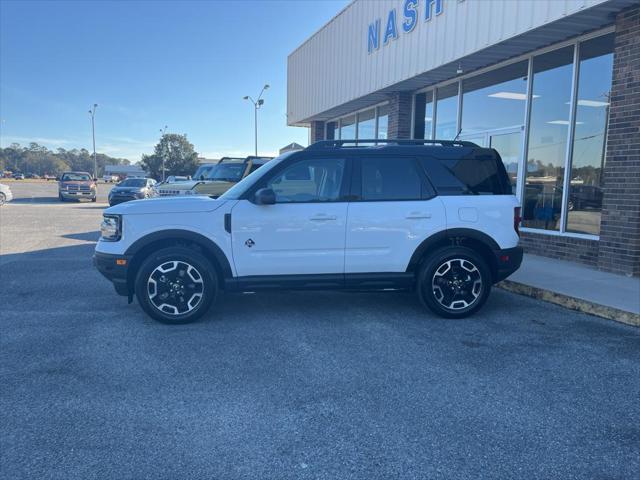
[306, 139, 479, 150]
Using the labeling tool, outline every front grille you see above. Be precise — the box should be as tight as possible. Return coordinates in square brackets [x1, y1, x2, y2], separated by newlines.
[158, 189, 181, 196]
[67, 184, 91, 192]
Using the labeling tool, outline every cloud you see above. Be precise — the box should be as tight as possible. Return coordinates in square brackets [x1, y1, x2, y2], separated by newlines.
[0, 135, 73, 147]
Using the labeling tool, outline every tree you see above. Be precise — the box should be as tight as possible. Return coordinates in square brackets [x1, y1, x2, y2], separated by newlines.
[140, 133, 199, 180]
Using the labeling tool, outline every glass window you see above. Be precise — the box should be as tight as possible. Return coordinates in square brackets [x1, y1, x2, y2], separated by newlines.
[377, 104, 389, 139]
[267, 158, 345, 203]
[522, 46, 574, 231]
[461, 61, 528, 135]
[339, 115, 356, 140]
[413, 91, 434, 139]
[566, 34, 613, 236]
[357, 109, 376, 140]
[360, 157, 423, 201]
[435, 83, 459, 139]
[419, 152, 512, 196]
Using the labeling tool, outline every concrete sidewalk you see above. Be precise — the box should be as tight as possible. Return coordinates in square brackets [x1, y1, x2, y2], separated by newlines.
[498, 254, 640, 327]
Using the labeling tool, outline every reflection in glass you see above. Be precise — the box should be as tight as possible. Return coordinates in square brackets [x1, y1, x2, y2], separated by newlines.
[566, 34, 613, 236]
[357, 109, 376, 140]
[326, 121, 337, 140]
[461, 61, 528, 135]
[339, 115, 356, 140]
[435, 83, 458, 139]
[491, 131, 521, 194]
[377, 104, 389, 139]
[523, 46, 574, 231]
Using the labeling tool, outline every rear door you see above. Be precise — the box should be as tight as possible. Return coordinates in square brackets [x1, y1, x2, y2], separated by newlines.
[345, 155, 446, 273]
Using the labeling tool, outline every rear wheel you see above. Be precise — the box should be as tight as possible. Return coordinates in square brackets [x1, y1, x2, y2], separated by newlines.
[417, 246, 491, 319]
[135, 246, 218, 324]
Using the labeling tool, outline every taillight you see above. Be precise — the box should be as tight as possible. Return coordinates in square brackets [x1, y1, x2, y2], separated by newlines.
[514, 206, 522, 236]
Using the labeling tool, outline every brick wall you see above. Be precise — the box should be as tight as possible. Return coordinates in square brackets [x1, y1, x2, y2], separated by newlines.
[520, 232, 600, 268]
[598, 5, 640, 276]
[310, 120, 325, 144]
[387, 92, 413, 139]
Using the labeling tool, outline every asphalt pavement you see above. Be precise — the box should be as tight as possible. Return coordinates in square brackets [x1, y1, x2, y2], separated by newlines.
[1, 182, 639, 479]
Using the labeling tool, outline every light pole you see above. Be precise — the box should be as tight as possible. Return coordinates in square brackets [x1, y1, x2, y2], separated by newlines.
[243, 84, 269, 156]
[88, 104, 98, 179]
[159, 125, 168, 182]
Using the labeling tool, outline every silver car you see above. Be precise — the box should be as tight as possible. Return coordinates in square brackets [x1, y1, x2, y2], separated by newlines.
[0, 183, 13, 205]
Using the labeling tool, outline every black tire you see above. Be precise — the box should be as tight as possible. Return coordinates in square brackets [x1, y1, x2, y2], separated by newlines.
[134, 246, 218, 324]
[91, 196, 97, 203]
[417, 246, 492, 319]
[58, 193, 65, 202]
[0, 192, 5, 206]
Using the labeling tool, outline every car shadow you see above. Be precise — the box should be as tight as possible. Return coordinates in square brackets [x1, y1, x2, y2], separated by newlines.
[10, 197, 62, 204]
[61, 231, 101, 242]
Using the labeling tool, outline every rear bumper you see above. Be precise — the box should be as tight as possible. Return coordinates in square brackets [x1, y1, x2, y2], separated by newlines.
[494, 246, 523, 283]
[93, 251, 132, 296]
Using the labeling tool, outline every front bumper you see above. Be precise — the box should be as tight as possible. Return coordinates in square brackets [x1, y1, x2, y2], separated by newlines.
[493, 246, 523, 283]
[93, 251, 132, 296]
[60, 190, 96, 199]
[109, 194, 142, 206]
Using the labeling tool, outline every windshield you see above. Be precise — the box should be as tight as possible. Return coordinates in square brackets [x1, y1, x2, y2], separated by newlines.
[61, 173, 91, 181]
[220, 152, 296, 200]
[193, 165, 216, 180]
[206, 162, 246, 182]
[118, 178, 146, 187]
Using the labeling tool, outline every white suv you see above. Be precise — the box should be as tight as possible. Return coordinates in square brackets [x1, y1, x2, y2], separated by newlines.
[94, 140, 523, 324]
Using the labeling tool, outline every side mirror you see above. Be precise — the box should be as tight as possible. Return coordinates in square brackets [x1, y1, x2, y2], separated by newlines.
[254, 188, 276, 205]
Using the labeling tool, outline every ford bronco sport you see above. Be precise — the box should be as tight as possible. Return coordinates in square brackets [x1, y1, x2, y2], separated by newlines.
[155, 156, 272, 197]
[94, 139, 523, 324]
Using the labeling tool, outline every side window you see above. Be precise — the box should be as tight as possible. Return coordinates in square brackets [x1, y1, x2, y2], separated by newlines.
[360, 157, 426, 201]
[267, 157, 345, 203]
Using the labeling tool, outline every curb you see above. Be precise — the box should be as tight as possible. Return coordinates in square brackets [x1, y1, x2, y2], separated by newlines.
[496, 280, 640, 327]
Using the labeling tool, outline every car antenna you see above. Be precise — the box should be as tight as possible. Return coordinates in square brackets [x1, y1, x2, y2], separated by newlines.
[453, 127, 462, 141]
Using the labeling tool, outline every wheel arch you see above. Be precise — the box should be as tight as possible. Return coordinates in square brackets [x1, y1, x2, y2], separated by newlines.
[125, 230, 233, 292]
[406, 228, 500, 281]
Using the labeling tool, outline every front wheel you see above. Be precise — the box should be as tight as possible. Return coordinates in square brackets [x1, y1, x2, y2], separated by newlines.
[58, 193, 65, 202]
[417, 246, 492, 319]
[135, 246, 218, 324]
[0, 192, 5, 206]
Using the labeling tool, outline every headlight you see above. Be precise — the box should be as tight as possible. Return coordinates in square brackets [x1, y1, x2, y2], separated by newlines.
[100, 214, 122, 241]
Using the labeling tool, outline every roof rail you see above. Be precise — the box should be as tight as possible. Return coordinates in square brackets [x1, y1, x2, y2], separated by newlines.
[306, 139, 479, 150]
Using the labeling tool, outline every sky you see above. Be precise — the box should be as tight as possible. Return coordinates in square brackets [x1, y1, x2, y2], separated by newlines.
[0, 0, 348, 161]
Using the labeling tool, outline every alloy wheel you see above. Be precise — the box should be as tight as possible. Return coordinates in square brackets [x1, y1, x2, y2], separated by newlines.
[431, 258, 483, 311]
[147, 260, 205, 315]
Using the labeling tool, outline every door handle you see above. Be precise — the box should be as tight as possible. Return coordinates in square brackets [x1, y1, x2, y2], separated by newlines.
[405, 212, 432, 219]
[309, 214, 337, 221]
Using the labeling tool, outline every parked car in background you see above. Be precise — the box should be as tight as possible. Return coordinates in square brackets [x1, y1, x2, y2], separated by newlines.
[108, 177, 157, 206]
[164, 175, 190, 183]
[192, 162, 219, 181]
[0, 183, 13, 205]
[43, 174, 57, 181]
[103, 174, 119, 183]
[58, 171, 97, 202]
[13, 173, 25, 180]
[95, 139, 522, 324]
[155, 156, 272, 197]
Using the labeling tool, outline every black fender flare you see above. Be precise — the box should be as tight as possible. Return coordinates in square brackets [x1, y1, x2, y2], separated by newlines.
[406, 228, 500, 272]
[124, 229, 233, 278]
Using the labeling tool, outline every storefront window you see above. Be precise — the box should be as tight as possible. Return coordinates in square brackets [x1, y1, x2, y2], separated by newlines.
[461, 61, 528, 135]
[339, 115, 356, 140]
[566, 34, 613, 236]
[522, 46, 574, 231]
[377, 104, 389, 139]
[326, 121, 337, 140]
[357, 108, 376, 140]
[435, 83, 458, 139]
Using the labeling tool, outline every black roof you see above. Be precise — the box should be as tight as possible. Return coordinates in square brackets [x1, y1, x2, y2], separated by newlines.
[306, 139, 479, 151]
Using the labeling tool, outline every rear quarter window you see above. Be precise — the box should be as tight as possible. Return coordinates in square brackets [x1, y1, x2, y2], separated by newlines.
[419, 150, 512, 195]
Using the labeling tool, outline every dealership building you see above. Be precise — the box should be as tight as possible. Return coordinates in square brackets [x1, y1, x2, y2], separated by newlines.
[288, 0, 640, 276]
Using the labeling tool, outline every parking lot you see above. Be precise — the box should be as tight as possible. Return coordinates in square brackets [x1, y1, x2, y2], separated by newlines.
[1, 181, 639, 479]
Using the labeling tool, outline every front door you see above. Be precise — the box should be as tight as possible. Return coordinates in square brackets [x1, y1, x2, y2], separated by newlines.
[231, 156, 349, 277]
